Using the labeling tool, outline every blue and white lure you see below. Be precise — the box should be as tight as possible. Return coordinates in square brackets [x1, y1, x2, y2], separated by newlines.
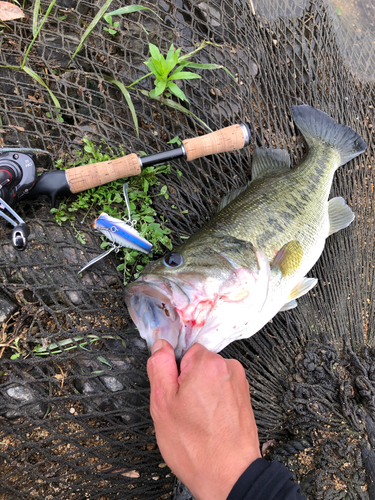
[78, 183, 152, 275]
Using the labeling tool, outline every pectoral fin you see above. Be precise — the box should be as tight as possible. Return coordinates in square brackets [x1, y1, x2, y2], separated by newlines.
[279, 277, 317, 312]
[328, 197, 355, 236]
[271, 240, 303, 277]
[288, 277, 318, 300]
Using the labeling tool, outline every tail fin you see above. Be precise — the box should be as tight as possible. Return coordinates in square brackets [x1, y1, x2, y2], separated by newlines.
[291, 105, 366, 166]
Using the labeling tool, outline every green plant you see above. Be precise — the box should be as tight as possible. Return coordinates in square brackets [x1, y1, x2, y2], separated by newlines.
[102, 14, 119, 35]
[142, 42, 234, 102]
[124, 41, 235, 131]
[0, 337, 25, 360]
[0, 0, 62, 121]
[33, 335, 116, 355]
[167, 135, 182, 146]
[53, 138, 176, 283]
[70, 4, 158, 62]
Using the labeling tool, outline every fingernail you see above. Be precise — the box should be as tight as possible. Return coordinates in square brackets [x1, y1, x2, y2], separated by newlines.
[151, 339, 165, 355]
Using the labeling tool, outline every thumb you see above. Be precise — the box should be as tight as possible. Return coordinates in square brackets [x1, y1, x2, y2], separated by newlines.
[147, 340, 179, 404]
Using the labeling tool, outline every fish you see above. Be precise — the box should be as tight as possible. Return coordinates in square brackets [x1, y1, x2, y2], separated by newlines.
[124, 105, 367, 359]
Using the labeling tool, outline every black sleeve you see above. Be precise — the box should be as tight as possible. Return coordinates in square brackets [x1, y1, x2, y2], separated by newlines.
[226, 458, 307, 500]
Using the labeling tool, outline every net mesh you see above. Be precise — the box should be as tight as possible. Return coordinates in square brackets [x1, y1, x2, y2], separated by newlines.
[0, 0, 374, 498]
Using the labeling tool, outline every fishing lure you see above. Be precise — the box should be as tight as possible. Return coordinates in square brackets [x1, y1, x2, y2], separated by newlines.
[78, 183, 152, 275]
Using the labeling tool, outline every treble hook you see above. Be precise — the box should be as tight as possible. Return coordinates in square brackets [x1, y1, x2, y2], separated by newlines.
[123, 183, 137, 227]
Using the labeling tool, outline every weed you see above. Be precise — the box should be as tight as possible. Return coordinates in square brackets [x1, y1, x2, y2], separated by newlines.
[0, 0, 62, 121]
[167, 136, 182, 146]
[0, 337, 25, 360]
[53, 138, 175, 283]
[125, 41, 235, 131]
[102, 14, 119, 35]
[142, 41, 234, 103]
[70, 4, 157, 62]
[33, 335, 115, 355]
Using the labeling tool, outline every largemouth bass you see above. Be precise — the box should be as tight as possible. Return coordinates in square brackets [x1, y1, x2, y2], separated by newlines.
[125, 105, 366, 359]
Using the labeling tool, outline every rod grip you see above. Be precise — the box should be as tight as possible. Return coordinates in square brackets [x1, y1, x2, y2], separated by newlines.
[182, 124, 248, 161]
[66, 154, 141, 194]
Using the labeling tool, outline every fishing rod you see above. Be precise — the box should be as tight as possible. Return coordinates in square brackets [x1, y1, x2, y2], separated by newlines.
[0, 124, 251, 250]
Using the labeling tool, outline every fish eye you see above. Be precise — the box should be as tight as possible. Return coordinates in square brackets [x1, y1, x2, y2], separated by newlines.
[163, 252, 183, 268]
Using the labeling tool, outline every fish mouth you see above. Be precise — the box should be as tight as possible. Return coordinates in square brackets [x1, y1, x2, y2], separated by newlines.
[124, 276, 189, 352]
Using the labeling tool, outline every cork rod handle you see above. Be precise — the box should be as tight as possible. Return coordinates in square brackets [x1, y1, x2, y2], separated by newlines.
[182, 124, 247, 161]
[66, 154, 141, 194]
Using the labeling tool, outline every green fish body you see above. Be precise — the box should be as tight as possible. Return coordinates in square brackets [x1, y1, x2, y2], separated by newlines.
[125, 105, 367, 359]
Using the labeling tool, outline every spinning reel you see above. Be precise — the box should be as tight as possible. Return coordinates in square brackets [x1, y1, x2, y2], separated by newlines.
[0, 149, 40, 251]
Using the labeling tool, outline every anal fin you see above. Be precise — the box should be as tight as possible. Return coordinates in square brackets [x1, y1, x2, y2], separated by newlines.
[279, 299, 298, 312]
[328, 197, 355, 236]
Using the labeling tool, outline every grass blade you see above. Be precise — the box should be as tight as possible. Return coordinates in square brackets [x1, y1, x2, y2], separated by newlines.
[166, 82, 188, 101]
[33, 334, 115, 355]
[126, 71, 152, 89]
[141, 90, 212, 132]
[22, 0, 57, 68]
[178, 62, 236, 80]
[69, 0, 113, 64]
[103, 75, 139, 136]
[22, 66, 61, 121]
[32, 0, 40, 37]
[106, 5, 160, 19]
[168, 71, 201, 81]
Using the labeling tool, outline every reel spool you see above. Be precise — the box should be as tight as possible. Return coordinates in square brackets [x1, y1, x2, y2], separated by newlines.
[0, 150, 39, 251]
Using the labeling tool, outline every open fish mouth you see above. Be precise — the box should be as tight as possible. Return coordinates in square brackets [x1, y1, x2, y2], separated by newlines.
[124, 277, 189, 352]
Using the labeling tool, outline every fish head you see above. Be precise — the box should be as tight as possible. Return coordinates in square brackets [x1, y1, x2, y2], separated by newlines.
[124, 239, 271, 359]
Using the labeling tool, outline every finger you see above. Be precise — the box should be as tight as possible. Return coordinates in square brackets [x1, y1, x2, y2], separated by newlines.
[225, 358, 247, 380]
[147, 339, 179, 407]
[179, 343, 209, 375]
[179, 343, 220, 385]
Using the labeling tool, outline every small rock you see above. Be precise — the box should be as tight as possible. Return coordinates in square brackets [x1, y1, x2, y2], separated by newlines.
[197, 2, 221, 27]
[66, 290, 82, 305]
[0, 379, 48, 419]
[0, 296, 18, 323]
[100, 375, 124, 392]
[122, 470, 139, 478]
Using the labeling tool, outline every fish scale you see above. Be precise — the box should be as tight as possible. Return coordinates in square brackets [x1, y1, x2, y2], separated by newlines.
[125, 105, 367, 359]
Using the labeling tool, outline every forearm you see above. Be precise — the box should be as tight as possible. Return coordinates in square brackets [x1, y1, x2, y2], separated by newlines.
[227, 458, 307, 500]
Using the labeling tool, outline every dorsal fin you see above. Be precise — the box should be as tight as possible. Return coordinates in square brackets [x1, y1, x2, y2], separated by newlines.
[217, 147, 291, 213]
[252, 147, 290, 181]
[217, 184, 249, 212]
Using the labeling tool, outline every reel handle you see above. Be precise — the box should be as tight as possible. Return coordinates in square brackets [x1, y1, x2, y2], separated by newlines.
[66, 154, 141, 194]
[182, 123, 250, 161]
[12, 223, 30, 251]
[65, 124, 251, 194]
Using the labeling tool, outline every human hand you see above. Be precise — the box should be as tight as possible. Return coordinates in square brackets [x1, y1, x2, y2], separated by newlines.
[147, 340, 261, 500]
